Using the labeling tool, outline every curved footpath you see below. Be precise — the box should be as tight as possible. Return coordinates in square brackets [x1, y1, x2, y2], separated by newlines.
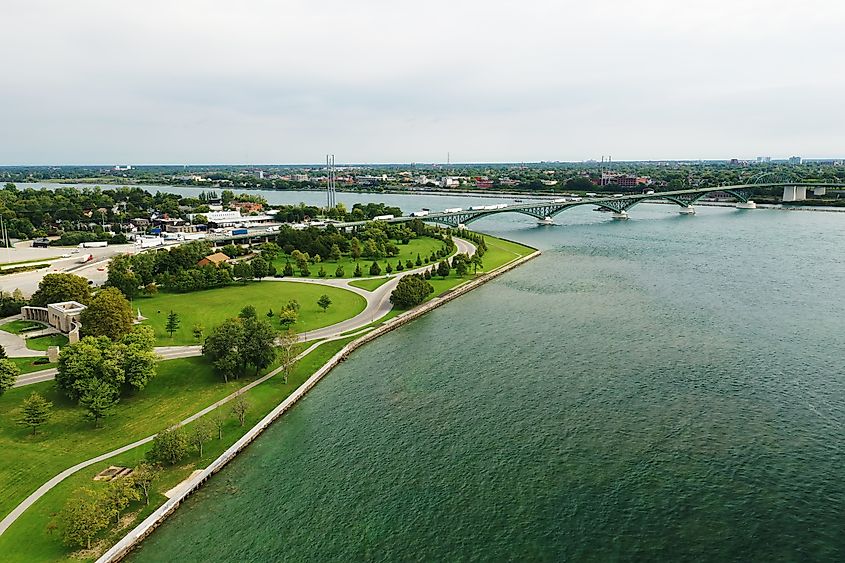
[0, 238, 477, 536]
[11, 237, 476, 388]
[98, 246, 540, 563]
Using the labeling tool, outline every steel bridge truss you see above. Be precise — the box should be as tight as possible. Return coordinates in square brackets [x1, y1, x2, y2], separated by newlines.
[424, 188, 756, 227]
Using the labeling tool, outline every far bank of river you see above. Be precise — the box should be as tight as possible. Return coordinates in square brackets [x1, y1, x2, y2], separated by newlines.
[13, 182, 845, 215]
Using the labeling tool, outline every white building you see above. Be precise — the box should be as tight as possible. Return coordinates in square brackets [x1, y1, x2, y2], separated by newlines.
[21, 301, 86, 344]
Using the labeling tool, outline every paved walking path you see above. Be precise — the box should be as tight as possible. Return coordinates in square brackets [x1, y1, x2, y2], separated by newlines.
[0, 329, 372, 536]
[10, 238, 477, 387]
[0, 238, 477, 536]
[0, 315, 46, 358]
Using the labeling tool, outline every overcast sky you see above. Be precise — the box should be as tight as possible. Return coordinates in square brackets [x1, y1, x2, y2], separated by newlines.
[2, 0, 843, 165]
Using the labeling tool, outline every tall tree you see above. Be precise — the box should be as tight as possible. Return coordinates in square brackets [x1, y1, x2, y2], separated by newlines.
[390, 275, 434, 308]
[278, 329, 299, 385]
[106, 255, 142, 299]
[146, 426, 189, 465]
[30, 273, 92, 307]
[188, 419, 214, 458]
[79, 379, 119, 427]
[250, 257, 268, 280]
[122, 334, 158, 392]
[80, 287, 134, 340]
[231, 396, 250, 426]
[233, 261, 253, 283]
[210, 412, 225, 440]
[437, 260, 451, 278]
[278, 307, 298, 329]
[470, 254, 483, 274]
[241, 316, 277, 375]
[129, 461, 160, 505]
[165, 310, 181, 338]
[0, 358, 19, 394]
[17, 391, 52, 434]
[102, 478, 140, 524]
[129, 462, 159, 505]
[202, 318, 246, 383]
[58, 488, 109, 549]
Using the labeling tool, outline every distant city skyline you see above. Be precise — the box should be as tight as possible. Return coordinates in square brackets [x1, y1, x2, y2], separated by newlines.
[3, 0, 844, 165]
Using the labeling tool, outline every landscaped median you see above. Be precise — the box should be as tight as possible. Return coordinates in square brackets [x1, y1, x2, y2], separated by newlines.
[0, 232, 537, 562]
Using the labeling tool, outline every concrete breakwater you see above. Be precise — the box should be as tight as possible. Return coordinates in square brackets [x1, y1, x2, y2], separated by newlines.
[97, 248, 541, 563]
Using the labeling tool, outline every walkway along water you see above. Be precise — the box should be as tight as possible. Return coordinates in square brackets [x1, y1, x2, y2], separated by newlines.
[97, 247, 540, 562]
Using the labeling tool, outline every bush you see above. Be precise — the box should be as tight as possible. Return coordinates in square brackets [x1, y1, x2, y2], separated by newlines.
[146, 427, 189, 465]
[390, 274, 434, 308]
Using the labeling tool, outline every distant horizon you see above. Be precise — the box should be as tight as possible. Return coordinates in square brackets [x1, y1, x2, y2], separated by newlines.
[2, 156, 844, 169]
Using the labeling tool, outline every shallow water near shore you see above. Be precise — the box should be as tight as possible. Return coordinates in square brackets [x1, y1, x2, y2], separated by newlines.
[131, 203, 845, 562]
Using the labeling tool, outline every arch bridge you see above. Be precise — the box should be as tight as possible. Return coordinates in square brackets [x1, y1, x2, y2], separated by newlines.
[377, 182, 845, 228]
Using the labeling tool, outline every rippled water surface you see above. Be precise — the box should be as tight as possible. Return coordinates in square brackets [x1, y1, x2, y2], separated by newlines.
[132, 203, 845, 562]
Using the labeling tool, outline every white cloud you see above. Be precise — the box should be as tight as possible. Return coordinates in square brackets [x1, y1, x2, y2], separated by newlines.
[2, 0, 844, 163]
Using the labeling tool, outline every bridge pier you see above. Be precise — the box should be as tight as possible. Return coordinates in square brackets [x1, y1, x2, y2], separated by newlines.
[736, 200, 757, 209]
[782, 186, 806, 202]
[679, 206, 695, 215]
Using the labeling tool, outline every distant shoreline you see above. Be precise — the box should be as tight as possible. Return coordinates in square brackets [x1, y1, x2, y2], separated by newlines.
[10, 181, 845, 212]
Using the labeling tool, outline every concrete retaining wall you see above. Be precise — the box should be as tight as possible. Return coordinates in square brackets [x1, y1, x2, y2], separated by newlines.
[97, 248, 540, 563]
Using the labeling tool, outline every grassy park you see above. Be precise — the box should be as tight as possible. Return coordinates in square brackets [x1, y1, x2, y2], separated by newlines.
[0, 357, 262, 520]
[270, 236, 447, 279]
[136, 281, 366, 345]
[0, 231, 536, 562]
[0, 339, 353, 562]
[423, 234, 535, 299]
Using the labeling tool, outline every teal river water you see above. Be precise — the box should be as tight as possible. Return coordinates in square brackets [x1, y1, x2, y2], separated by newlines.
[121, 197, 844, 562]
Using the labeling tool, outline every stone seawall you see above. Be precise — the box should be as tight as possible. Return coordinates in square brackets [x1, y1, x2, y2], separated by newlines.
[97, 248, 541, 563]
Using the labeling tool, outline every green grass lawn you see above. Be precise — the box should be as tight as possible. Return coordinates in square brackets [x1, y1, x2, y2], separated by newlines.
[412, 233, 535, 302]
[134, 281, 366, 345]
[348, 277, 392, 291]
[0, 356, 272, 522]
[8, 357, 55, 375]
[25, 334, 69, 351]
[0, 338, 354, 562]
[0, 320, 45, 335]
[271, 236, 447, 279]
[0, 233, 536, 562]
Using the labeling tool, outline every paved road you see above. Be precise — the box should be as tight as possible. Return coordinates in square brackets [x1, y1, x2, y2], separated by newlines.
[10, 238, 477, 388]
[12, 346, 204, 388]
[0, 238, 479, 538]
[0, 243, 135, 297]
